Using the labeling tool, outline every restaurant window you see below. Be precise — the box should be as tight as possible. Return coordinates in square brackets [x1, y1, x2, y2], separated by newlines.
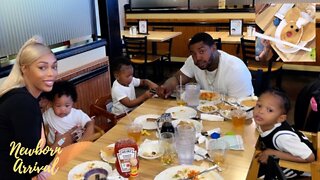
[0, 0, 95, 59]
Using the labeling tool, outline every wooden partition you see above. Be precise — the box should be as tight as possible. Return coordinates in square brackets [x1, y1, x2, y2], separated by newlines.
[57, 57, 111, 115]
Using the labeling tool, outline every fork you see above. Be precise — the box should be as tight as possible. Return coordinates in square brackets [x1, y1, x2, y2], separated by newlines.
[179, 165, 219, 180]
[194, 152, 222, 172]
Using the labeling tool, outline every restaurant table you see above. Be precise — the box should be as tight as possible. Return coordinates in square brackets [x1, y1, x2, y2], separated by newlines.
[206, 31, 255, 44]
[49, 97, 259, 180]
[121, 30, 182, 55]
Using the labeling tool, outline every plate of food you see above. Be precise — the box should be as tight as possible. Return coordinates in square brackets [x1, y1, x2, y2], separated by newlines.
[274, 19, 308, 54]
[138, 140, 162, 160]
[199, 90, 220, 103]
[237, 96, 258, 110]
[100, 144, 116, 164]
[68, 160, 112, 180]
[165, 106, 197, 119]
[219, 109, 253, 120]
[154, 165, 223, 180]
[197, 104, 218, 114]
[171, 119, 203, 133]
[134, 114, 161, 130]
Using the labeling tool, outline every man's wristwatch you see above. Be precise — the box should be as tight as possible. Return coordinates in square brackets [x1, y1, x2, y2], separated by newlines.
[57, 138, 65, 146]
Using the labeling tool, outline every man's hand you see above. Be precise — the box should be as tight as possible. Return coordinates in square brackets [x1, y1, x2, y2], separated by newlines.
[156, 85, 172, 99]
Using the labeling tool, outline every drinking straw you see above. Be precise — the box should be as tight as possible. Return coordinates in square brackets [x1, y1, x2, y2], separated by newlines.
[179, 75, 182, 99]
[255, 32, 311, 52]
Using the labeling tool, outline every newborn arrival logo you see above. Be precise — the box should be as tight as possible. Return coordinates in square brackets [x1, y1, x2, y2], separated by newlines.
[9, 139, 62, 175]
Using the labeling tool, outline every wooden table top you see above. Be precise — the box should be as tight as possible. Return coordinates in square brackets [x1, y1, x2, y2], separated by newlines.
[49, 98, 259, 180]
[206, 31, 255, 44]
[121, 30, 182, 42]
[255, 3, 316, 62]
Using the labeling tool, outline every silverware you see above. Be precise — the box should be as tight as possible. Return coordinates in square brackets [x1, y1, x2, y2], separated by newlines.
[245, 107, 254, 112]
[179, 165, 219, 180]
[194, 152, 222, 172]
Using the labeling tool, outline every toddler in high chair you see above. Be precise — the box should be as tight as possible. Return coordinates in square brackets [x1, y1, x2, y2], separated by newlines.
[42, 80, 95, 145]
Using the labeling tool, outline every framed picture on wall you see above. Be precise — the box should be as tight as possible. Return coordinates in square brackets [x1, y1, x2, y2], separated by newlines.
[138, 20, 148, 34]
[229, 19, 243, 36]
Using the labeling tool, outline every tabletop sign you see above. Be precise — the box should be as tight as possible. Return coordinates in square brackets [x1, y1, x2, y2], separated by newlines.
[229, 19, 243, 36]
[138, 20, 148, 34]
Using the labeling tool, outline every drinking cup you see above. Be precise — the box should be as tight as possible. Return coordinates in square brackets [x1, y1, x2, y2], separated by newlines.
[127, 123, 142, 143]
[247, 26, 253, 37]
[175, 85, 187, 106]
[207, 139, 228, 166]
[230, 109, 246, 128]
[185, 83, 200, 107]
[175, 124, 196, 165]
[160, 132, 175, 165]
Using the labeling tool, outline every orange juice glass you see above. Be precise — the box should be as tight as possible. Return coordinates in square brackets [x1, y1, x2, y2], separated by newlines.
[231, 109, 246, 128]
[127, 123, 142, 143]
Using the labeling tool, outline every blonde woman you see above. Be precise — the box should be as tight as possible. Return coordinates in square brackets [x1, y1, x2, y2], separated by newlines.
[0, 36, 75, 179]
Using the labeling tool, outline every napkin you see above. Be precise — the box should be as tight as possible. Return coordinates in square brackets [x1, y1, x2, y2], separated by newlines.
[196, 133, 207, 144]
[194, 145, 208, 161]
[220, 135, 244, 150]
[200, 113, 224, 121]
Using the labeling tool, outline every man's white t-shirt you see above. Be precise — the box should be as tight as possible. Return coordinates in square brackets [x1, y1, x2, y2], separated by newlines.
[111, 77, 140, 115]
[43, 108, 91, 144]
[180, 50, 253, 98]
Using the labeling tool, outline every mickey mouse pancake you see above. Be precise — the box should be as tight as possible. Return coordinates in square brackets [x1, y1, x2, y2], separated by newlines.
[280, 21, 303, 48]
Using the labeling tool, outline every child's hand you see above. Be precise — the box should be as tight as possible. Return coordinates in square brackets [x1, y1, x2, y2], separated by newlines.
[256, 149, 277, 164]
[143, 90, 154, 99]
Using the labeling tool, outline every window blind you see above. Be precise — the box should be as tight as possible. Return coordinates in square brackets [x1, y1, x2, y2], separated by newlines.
[0, 0, 93, 57]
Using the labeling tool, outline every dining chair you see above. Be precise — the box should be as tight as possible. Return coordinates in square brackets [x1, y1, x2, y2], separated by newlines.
[151, 26, 174, 63]
[122, 35, 162, 79]
[265, 155, 287, 180]
[212, 38, 222, 50]
[240, 37, 283, 96]
[89, 95, 126, 132]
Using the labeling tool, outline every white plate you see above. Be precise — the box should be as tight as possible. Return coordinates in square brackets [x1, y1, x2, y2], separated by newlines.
[154, 165, 223, 180]
[100, 143, 116, 164]
[237, 96, 258, 110]
[171, 119, 203, 133]
[274, 19, 308, 54]
[197, 104, 218, 113]
[165, 106, 197, 119]
[138, 140, 162, 159]
[134, 114, 160, 130]
[219, 110, 253, 120]
[68, 160, 112, 180]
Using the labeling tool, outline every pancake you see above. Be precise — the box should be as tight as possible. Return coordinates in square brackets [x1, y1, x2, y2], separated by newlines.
[300, 22, 315, 42]
[280, 21, 303, 48]
[284, 7, 301, 22]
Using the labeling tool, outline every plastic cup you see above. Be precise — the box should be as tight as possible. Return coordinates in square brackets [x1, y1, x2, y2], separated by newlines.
[185, 83, 200, 107]
[127, 123, 142, 143]
[160, 132, 175, 165]
[175, 124, 196, 165]
[175, 85, 187, 106]
[230, 109, 246, 128]
[207, 139, 228, 166]
[247, 26, 253, 37]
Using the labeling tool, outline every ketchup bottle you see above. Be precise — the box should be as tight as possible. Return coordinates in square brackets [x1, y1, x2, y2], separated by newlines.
[114, 138, 139, 178]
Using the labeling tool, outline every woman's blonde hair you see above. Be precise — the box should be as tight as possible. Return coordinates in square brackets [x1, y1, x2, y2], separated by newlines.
[0, 35, 54, 96]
